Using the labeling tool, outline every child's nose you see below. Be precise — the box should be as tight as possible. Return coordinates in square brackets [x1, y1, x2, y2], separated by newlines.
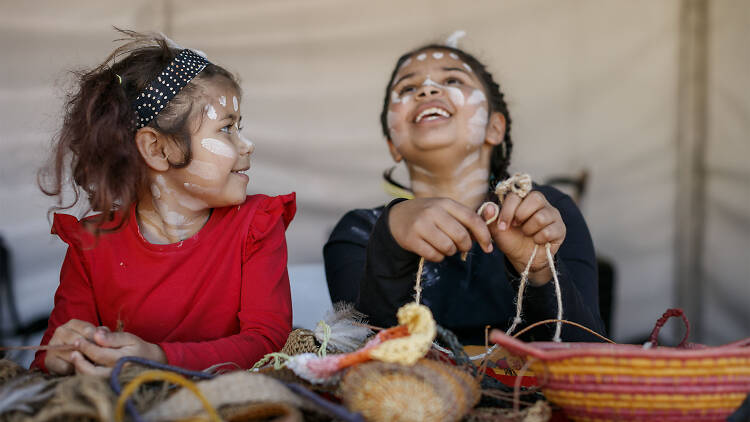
[417, 85, 441, 98]
[235, 134, 254, 155]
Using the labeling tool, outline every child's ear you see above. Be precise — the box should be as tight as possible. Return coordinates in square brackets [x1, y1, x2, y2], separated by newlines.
[135, 128, 172, 172]
[386, 139, 403, 163]
[484, 112, 506, 146]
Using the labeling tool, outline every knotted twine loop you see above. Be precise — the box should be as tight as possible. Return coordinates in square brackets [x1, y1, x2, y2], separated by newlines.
[495, 174, 563, 342]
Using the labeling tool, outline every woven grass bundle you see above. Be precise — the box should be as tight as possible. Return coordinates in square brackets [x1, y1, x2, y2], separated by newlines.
[339, 358, 480, 422]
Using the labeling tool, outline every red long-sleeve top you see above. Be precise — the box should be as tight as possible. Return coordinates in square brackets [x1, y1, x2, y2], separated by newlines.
[32, 193, 295, 372]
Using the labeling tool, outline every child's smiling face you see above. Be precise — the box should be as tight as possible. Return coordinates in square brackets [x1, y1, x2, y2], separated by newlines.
[169, 79, 254, 208]
[386, 49, 490, 156]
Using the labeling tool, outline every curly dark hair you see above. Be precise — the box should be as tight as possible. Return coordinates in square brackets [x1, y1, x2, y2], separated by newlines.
[380, 44, 513, 187]
[38, 29, 240, 232]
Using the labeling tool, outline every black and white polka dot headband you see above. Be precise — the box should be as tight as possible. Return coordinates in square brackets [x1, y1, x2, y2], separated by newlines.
[132, 49, 211, 129]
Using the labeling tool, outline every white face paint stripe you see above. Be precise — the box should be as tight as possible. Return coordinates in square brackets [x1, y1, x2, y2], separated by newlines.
[457, 168, 489, 190]
[416, 53, 427, 61]
[184, 182, 220, 194]
[412, 165, 433, 176]
[232, 96, 239, 112]
[399, 57, 412, 68]
[460, 184, 490, 201]
[219, 96, 227, 107]
[468, 107, 489, 144]
[201, 138, 236, 158]
[463, 63, 472, 73]
[206, 104, 218, 120]
[153, 175, 208, 212]
[454, 151, 481, 176]
[450, 53, 459, 59]
[432, 52, 444, 59]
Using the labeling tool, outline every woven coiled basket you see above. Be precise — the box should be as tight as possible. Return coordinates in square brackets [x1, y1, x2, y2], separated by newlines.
[491, 309, 750, 421]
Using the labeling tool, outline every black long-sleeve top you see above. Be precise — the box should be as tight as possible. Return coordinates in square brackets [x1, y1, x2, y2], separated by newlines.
[323, 185, 606, 344]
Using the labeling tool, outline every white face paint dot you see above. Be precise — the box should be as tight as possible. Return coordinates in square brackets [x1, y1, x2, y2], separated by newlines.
[432, 52, 444, 59]
[219, 96, 227, 107]
[232, 96, 239, 112]
[449, 53, 459, 59]
[463, 63, 472, 73]
[416, 53, 427, 61]
[467, 89, 487, 105]
[206, 105, 218, 120]
[422, 76, 439, 87]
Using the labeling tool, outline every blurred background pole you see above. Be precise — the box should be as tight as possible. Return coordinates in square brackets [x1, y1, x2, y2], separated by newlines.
[675, 0, 708, 342]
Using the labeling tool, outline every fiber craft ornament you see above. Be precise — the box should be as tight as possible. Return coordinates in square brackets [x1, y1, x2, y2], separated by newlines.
[340, 358, 480, 422]
[283, 303, 436, 384]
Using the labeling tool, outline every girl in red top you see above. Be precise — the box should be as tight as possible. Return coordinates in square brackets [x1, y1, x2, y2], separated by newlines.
[33, 30, 295, 375]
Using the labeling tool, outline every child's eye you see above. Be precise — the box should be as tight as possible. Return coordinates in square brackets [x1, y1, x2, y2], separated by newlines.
[399, 85, 416, 95]
[445, 78, 462, 85]
[220, 124, 234, 134]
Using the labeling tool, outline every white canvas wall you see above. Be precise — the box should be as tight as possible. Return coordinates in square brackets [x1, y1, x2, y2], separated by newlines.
[0, 0, 746, 348]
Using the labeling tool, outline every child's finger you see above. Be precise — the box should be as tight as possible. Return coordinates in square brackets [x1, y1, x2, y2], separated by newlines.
[76, 338, 122, 367]
[45, 355, 73, 375]
[62, 319, 97, 340]
[94, 329, 134, 349]
[434, 214, 473, 253]
[519, 206, 559, 238]
[71, 351, 112, 377]
[424, 225, 458, 258]
[532, 220, 566, 245]
[442, 201, 492, 252]
[496, 193, 522, 231]
[513, 191, 548, 227]
[413, 239, 445, 263]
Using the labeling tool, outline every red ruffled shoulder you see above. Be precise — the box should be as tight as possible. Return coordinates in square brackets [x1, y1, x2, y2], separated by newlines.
[51, 213, 95, 250]
[242, 193, 296, 259]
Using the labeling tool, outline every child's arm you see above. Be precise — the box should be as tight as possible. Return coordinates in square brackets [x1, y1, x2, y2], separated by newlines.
[33, 246, 101, 374]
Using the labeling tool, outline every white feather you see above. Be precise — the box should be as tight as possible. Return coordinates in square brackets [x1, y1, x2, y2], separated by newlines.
[314, 302, 372, 353]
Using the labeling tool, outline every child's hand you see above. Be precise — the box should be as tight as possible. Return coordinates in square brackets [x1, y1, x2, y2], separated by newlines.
[44, 319, 97, 375]
[487, 191, 566, 286]
[389, 198, 493, 262]
[70, 327, 167, 377]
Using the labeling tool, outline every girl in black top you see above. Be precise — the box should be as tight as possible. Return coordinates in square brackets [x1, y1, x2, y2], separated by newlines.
[324, 43, 605, 344]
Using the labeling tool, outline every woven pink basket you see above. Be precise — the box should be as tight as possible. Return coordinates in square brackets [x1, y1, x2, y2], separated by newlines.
[490, 309, 750, 421]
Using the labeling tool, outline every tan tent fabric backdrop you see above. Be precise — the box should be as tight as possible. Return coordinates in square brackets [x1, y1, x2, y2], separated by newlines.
[0, 1, 747, 352]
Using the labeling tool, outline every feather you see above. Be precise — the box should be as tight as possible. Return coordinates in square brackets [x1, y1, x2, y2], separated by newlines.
[314, 302, 372, 353]
[0, 376, 55, 414]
